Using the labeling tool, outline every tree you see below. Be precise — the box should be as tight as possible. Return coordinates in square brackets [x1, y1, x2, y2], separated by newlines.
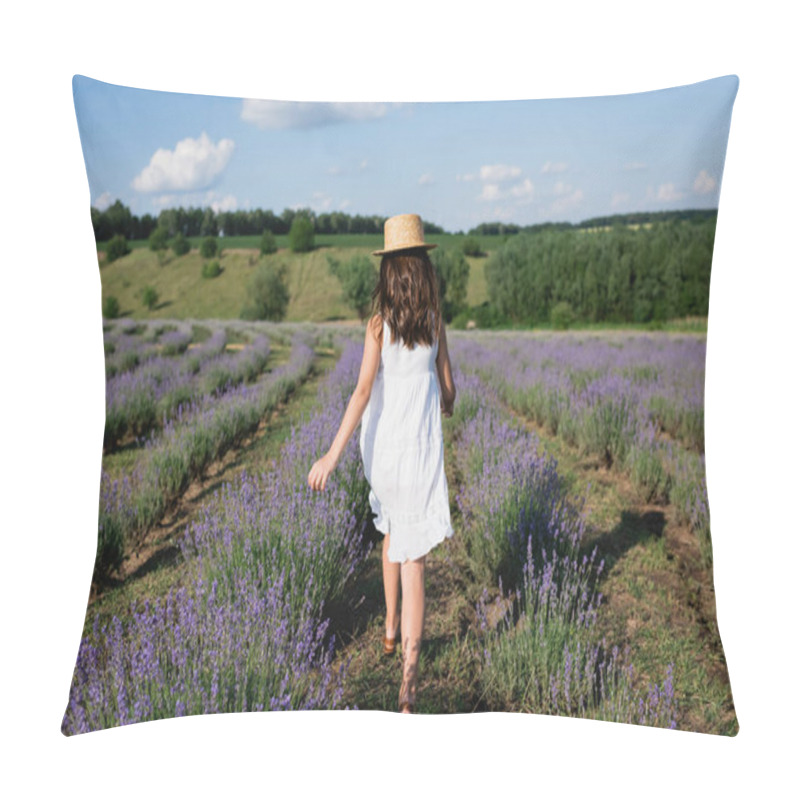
[550, 301, 575, 330]
[288, 215, 314, 252]
[462, 236, 484, 257]
[142, 285, 159, 310]
[260, 229, 277, 255]
[200, 236, 218, 258]
[171, 231, 191, 256]
[240, 262, 290, 321]
[105, 234, 130, 264]
[103, 296, 120, 318]
[148, 226, 169, 251]
[327, 254, 377, 320]
[430, 247, 470, 322]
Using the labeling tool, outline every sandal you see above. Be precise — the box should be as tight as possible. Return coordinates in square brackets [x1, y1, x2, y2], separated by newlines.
[383, 625, 401, 656]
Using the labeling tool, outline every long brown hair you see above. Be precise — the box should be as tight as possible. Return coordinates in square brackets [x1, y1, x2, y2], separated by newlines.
[370, 248, 441, 349]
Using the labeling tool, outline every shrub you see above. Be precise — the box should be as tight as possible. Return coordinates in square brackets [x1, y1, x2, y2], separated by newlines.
[240, 263, 290, 321]
[142, 285, 159, 310]
[551, 301, 575, 330]
[462, 236, 484, 257]
[260, 229, 278, 255]
[200, 236, 218, 258]
[171, 231, 191, 256]
[288, 216, 314, 252]
[451, 301, 509, 330]
[202, 260, 222, 279]
[103, 296, 120, 319]
[105, 234, 130, 264]
[148, 226, 169, 251]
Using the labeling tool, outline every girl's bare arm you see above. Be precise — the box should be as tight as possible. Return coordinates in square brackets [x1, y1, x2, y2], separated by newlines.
[308, 316, 382, 490]
[435, 315, 456, 415]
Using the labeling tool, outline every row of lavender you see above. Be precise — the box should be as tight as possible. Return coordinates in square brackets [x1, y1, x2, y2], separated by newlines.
[63, 339, 373, 734]
[103, 321, 196, 376]
[96, 335, 316, 577]
[450, 364, 677, 726]
[449, 332, 713, 567]
[105, 331, 274, 451]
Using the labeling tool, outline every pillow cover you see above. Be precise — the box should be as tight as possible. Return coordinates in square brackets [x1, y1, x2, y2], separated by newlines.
[63, 73, 739, 735]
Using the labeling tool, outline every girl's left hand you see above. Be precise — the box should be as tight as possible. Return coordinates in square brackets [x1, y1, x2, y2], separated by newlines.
[308, 453, 336, 491]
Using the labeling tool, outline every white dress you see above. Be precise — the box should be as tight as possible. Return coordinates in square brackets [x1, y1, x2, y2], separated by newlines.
[359, 315, 454, 563]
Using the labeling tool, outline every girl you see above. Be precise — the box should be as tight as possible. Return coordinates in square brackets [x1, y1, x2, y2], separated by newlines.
[308, 213, 456, 714]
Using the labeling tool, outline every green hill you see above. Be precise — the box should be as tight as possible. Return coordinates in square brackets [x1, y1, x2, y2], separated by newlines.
[97, 236, 492, 322]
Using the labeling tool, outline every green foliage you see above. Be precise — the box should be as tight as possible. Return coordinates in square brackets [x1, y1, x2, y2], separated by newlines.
[326, 254, 376, 320]
[288, 215, 315, 252]
[141, 285, 159, 310]
[171, 231, 191, 256]
[148, 226, 169, 251]
[200, 236, 219, 258]
[451, 301, 510, 330]
[105, 234, 130, 264]
[240, 262, 291, 321]
[430, 247, 470, 322]
[103, 295, 120, 319]
[260, 229, 278, 255]
[202, 260, 222, 279]
[485, 219, 716, 325]
[550, 301, 575, 330]
[462, 235, 484, 257]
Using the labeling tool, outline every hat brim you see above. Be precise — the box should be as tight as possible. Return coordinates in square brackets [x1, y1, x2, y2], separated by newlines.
[371, 243, 438, 256]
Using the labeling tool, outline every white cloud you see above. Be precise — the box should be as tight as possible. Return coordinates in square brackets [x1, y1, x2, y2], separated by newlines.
[510, 178, 534, 199]
[359, 159, 369, 171]
[623, 161, 647, 171]
[553, 181, 574, 196]
[241, 99, 398, 130]
[456, 173, 476, 182]
[693, 169, 717, 194]
[552, 188, 584, 214]
[327, 165, 344, 176]
[132, 132, 234, 193]
[650, 183, 684, 202]
[93, 191, 113, 211]
[611, 191, 630, 208]
[480, 183, 501, 201]
[339, 199, 351, 209]
[541, 161, 568, 173]
[418, 173, 434, 186]
[479, 164, 522, 182]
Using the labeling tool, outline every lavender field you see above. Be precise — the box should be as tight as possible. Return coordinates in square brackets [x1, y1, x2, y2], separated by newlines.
[62, 322, 736, 735]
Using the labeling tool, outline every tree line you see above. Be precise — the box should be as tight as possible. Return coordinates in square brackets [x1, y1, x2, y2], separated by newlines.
[90, 199, 716, 243]
[91, 200, 447, 242]
[485, 216, 716, 325]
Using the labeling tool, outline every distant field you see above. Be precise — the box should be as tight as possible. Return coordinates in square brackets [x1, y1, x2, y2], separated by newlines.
[97, 236, 493, 322]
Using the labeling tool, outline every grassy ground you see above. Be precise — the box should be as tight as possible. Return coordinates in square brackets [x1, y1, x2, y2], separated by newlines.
[98, 241, 494, 323]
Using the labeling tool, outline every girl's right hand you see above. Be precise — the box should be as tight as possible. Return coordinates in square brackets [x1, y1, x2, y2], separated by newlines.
[440, 399, 453, 418]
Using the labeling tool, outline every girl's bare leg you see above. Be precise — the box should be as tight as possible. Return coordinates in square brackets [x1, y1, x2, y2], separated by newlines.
[399, 554, 426, 712]
[382, 534, 401, 640]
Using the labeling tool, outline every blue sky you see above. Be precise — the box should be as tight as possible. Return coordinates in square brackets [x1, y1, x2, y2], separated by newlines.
[72, 74, 738, 233]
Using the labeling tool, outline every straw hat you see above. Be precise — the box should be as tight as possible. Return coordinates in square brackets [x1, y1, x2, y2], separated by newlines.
[372, 213, 438, 256]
